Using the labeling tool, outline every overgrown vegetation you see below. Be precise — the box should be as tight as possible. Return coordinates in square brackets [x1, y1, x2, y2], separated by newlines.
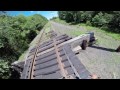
[52, 17, 120, 40]
[0, 12, 48, 79]
[58, 11, 120, 33]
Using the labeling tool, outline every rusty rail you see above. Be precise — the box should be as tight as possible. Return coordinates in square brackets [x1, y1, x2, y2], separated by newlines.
[21, 30, 91, 79]
[29, 29, 45, 79]
[53, 39, 68, 79]
[63, 45, 81, 79]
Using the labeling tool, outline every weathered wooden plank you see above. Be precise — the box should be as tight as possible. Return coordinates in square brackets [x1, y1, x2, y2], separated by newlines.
[34, 71, 62, 79]
[21, 59, 32, 79]
[34, 64, 59, 76]
[35, 60, 58, 70]
[35, 50, 65, 61]
[35, 55, 68, 65]
[58, 34, 90, 49]
[37, 47, 63, 58]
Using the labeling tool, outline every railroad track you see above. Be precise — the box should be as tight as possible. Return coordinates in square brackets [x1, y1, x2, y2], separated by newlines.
[21, 30, 91, 79]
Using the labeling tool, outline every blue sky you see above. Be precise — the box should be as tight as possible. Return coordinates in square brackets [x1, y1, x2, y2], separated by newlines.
[7, 11, 58, 20]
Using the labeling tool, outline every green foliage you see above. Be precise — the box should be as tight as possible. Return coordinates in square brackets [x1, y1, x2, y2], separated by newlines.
[25, 30, 37, 43]
[86, 21, 92, 26]
[108, 11, 120, 33]
[0, 12, 48, 79]
[50, 17, 57, 20]
[58, 11, 94, 23]
[91, 12, 113, 28]
[0, 59, 10, 79]
[58, 11, 67, 20]
[12, 15, 27, 31]
[23, 14, 48, 31]
[58, 11, 75, 22]
[92, 12, 107, 27]
[58, 11, 120, 33]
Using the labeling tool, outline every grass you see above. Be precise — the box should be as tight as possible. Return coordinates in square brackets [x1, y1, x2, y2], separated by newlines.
[52, 19, 120, 78]
[52, 18, 120, 54]
[81, 24, 120, 40]
[53, 18, 120, 40]
[51, 18, 69, 25]
[65, 28, 84, 37]
[106, 32, 120, 40]
[69, 30, 83, 36]
[44, 22, 51, 33]
[18, 50, 28, 61]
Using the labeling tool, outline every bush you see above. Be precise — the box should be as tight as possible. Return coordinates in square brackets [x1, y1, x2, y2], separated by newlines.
[92, 12, 107, 27]
[108, 12, 120, 33]
[26, 30, 37, 43]
[86, 21, 92, 26]
[0, 13, 48, 79]
[0, 60, 10, 79]
[58, 11, 120, 33]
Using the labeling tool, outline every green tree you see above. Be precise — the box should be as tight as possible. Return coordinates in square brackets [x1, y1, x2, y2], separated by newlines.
[0, 12, 48, 79]
[108, 11, 120, 33]
[58, 11, 120, 33]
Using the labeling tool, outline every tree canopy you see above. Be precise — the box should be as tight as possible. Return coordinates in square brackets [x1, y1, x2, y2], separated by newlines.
[58, 11, 120, 33]
[0, 12, 48, 79]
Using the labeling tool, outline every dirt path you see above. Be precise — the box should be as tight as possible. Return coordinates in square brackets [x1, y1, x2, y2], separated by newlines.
[50, 21, 120, 79]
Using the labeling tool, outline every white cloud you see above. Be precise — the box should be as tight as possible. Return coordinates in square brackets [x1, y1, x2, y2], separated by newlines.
[30, 11, 41, 14]
[50, 11, 56, 15]
[46, 11, 58, 20]
[30, 11, 34, 13]
[37, 11, 41, 14]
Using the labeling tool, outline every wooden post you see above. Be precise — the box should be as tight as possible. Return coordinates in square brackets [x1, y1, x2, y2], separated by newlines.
[116, 45, 120, 52]
[81, 40, 88, 50]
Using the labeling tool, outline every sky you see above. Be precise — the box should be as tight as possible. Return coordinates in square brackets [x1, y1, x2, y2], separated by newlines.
[7, 11, 58, 20]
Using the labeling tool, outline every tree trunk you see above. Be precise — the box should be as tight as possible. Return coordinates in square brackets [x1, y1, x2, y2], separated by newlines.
[116, 45, 120, 52]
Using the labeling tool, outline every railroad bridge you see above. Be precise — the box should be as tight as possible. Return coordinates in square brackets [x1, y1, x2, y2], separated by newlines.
[11, 29, 96, 79]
